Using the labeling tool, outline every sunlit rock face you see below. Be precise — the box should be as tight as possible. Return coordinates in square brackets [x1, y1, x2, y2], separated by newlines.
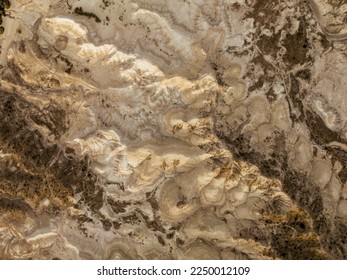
[0, 0, 345, 260]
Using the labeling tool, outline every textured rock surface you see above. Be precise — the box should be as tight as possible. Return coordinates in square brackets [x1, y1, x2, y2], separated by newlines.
[0, 0, 346, 259]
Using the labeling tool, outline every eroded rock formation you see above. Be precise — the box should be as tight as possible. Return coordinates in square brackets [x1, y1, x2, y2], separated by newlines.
[0, 0, 346, 259]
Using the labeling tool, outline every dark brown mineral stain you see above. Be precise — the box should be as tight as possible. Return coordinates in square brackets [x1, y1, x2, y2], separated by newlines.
[74, 7, 101, 23]
[175, 237, 184, 247]
[248, 0, 314, 77]
[257, 31, 281, 58]
[247, 0, 281, 27]
[246, 0, 284, 68]
[326, 147, 347, 184]
[137, 208, 167, 234]
[148, 196, 159, 211]
[249, 56, 277, 104]
[296, 69, 311, 80]
[0, 197, 33, 213]
[288, 74, 305, 122]
[107, 198, 130, 214]
[30, 104, 67, 139]
[1, 63, 26, 86]
[304, 109, 347, 183]
[264, 210, 331, 260]
[58, 55, 73, 74]
[18, 41, 26, 53]
[283, 18, 309, 66]
[214, 114, 346, 258]
[0, 91, 68, 207]
[0, 0, 10, 34]
[156, 234, 165, 246]
[122, 212, 141, 225]
[101, 219, 112, 231]
[305, 110, 344, 145]
[247, 75, 264, 92]
[0, 88, 103, 221]
[271, 233, 331, 260]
